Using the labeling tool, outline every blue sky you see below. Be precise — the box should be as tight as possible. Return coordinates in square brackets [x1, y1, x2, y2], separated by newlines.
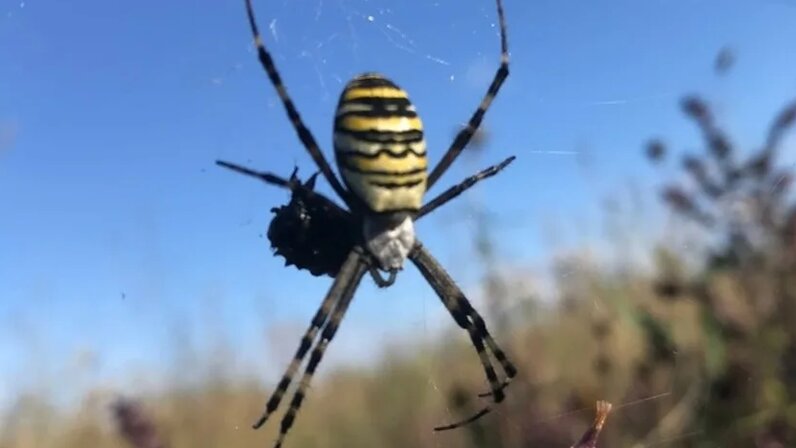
[1, 0, 796, 408]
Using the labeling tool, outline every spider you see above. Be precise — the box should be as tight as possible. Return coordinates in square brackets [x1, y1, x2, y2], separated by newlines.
[216, 0, 517, 445]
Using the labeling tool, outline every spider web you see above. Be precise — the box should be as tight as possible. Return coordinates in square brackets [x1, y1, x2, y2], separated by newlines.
[208, 0, 456, 95]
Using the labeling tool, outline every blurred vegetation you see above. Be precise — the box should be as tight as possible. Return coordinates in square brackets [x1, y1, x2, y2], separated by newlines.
[3, 90, 796, 448]
[640, 93, 796, 447]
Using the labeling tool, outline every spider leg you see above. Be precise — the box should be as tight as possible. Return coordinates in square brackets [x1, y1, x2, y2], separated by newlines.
[251, 249, 366, 430]
[476, 380, 511, 398]
[453, 294, 518, 399]
[369, 266, 397, 288]
[217, 160, 294, 189]
[409, 242, 516, 431]
[411, 242, 517, 383]
[416, 156, 515, 220]
[272, 248, 369, 448]
[426, 0, 509, 190]
[244, 0, 351, 206]
[216, 160, 350, 216]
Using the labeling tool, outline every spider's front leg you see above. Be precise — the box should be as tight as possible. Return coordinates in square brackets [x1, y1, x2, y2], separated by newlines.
[244, 0, 352, 207]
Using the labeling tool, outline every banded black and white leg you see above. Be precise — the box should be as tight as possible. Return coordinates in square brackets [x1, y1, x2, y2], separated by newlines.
[271, 249, 369, 448]
[244, 0, 352, 206]
[410, 243, 517, 431]
[251, 249, 367, 430]
[426, 0, 510, 190]
[418, 156, 515, 219]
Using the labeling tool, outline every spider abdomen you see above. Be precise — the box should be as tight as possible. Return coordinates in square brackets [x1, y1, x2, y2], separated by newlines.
[334, 73, 428, 213]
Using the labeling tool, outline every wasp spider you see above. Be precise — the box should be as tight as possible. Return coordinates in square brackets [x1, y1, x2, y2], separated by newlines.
[217, 0, 517, 445]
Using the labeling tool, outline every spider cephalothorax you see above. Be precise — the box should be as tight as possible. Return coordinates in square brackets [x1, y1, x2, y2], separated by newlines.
[217, 0, 516, 446]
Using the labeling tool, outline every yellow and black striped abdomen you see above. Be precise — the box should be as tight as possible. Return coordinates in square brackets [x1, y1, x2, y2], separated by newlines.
[334, 73, 428, 213]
